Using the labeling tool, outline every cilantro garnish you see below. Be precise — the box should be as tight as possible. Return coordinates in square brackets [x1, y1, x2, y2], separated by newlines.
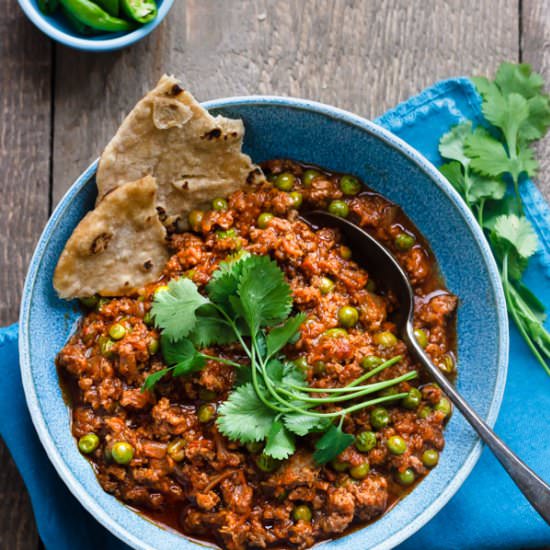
[439, 62, 550, 375]
[143, 253, 417, 463]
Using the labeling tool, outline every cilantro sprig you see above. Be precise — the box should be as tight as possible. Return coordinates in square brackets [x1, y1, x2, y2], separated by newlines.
[439, 62, 550, 375]
[143, 252, 417, 463]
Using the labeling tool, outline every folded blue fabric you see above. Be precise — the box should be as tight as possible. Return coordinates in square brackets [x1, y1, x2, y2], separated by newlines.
[1, 78, 549, 550]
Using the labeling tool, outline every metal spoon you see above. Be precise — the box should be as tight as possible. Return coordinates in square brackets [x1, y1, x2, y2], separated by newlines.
[302, 210, 550, 523]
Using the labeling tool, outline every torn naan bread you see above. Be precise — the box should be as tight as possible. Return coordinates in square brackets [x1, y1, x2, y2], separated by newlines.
[96, 75, 264, 228]
[53, 176, 168, 299]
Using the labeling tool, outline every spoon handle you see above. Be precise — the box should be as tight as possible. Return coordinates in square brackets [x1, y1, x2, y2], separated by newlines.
[406, 326, 550, 525]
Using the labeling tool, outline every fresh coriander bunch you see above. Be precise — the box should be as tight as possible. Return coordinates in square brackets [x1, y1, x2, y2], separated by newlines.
[438, 62, 550, 375]
[143, 252, 417, 464]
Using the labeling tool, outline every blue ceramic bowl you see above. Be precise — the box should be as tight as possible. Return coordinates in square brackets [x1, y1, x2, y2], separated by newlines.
[20, 97, 508, 550]
[17, 0, 174, 52]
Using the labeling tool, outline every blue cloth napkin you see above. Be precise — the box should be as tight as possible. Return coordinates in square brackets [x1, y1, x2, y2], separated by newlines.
[1, 78, 549, 550]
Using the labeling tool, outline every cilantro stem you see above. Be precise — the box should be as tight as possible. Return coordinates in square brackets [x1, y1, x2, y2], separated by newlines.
[287, 355, 403, 393]
[200, 354, 242, 368]
[502, 254, 549, 374]
[276, 371, 417, 404]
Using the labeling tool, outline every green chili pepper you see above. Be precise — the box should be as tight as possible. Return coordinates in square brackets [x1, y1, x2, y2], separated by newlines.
[61, 6, 94, 34]
[121, 0, 157, 24]
[94, 0, 120, 16]
[38, 0, 60, 14]
[59, 0, 134, 32]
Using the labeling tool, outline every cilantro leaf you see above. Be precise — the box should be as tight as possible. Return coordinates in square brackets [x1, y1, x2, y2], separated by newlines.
[161, 335, 206, 376]
[264, 421, 296, 460]
[206, 252, 251, 311]
[266, 314, 306, 358]
[238, 255, 292, 332]
[283, 413, 330, 436]
[439, 121, 472, 166]
[482, 195, 521, 231]
[494, 62, 544, 99]
[464, 127, 512, 177]
[217, 382, 277, 443]
[190, 304, 237, 347]
[440, 161, 466, 197]
[151, 278, 207, 342]
[467, 172, 506, 202]
[142, 367, 173, 392]
[520, 95, 550, 143]
[482, 91, 530, 148]
[313, 425, 354, 465]
[493, 215, 538, 258]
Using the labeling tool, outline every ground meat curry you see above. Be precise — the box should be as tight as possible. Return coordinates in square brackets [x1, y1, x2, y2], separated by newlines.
[57, 160, 457, 549]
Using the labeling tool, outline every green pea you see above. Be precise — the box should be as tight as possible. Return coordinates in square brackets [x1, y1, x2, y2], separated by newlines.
[216, 228, 238, 240]
[421, 449, 439, 468]
[319, 276, 335, 295]
[293, 504, 312, 522]
[338, 305, 359, 328]
[256, 453, 279, 472]
[350, 462, 370, 479]
[185, 269, 196, 279]
[361, 356, 384, 370]
[438, 354, 455, 374]
[331, 459, 350, 472]
[147, 338, 159, 355]
[370, 407, 390, 430]
[366, 279, 377, 292]
[328, 200, 349, 218]
[257, 212, 274, 229]
[395, 232, 416, 251]
[418, 406, 433, 419]
[199, 388, 217, 401]
[414, 328, 428, 348]
[111, 441, 134, 465]
[373, 331, 397, 348]
[323, 328, 348, 338]
[198, 403, 216, 423]
[246, 441, 263, 454]
[339, 175, 361, 195]
[188, 209, 204, 230]
[98, 335, 114, 358]
[212, 197, 228, 211]
[313, 360, 326, 375]
[355, 431, 377, 452]
[293, 356, 309, 372]
[289, 191, 303, 208]
[109, 323, 126, 341]
[167, 438, 186, 462]
[78, 433, 99, 454]
[79, 295, 99, 309]
[275, 172, 295, 191]
[387, 435, 407, 455]
[396, 468, 415, 486]
[339, 245, 352, 260]
[435, 397, 452, 417]
[302, 169, 320, 187]
[143, 311, 154, 326]
[402, 388, 422, 409]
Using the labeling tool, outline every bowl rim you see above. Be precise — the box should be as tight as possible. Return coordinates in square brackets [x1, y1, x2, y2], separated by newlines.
[19, 95, 509, 550]
[17, 0, 174, 51]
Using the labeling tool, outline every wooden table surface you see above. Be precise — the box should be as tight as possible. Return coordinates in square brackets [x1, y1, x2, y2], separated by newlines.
[1, 0, 549, 547]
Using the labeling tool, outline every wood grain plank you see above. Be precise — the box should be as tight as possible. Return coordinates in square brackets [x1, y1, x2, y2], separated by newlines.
[0, 1, 52, 548]
[52, 0, 519, 202]
[522, 0, 550, 201]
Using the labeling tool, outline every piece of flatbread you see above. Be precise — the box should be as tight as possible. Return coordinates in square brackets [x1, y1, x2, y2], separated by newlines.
[53, 176, 168, 299]
[96, 75, 264, 228]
